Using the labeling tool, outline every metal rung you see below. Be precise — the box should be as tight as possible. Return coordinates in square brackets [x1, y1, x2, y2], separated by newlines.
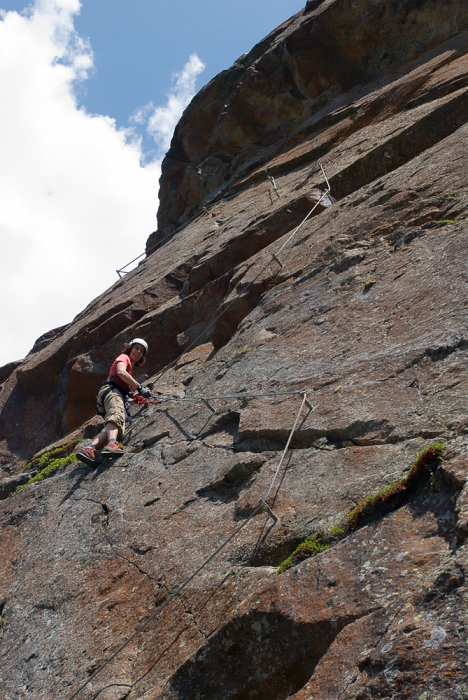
[297, 391, 314, 412]
[272, 253, 284, 268]
[268, 175, 280, 197]
[258, 499, 279, 525]
[201, 398, 217, 414]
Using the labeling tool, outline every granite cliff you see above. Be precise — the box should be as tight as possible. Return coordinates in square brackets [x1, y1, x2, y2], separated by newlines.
[2, 1, 468, 698]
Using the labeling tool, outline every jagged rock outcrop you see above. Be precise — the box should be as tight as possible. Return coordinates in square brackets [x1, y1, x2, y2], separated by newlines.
[1, 1, 468, 698]
[157, 0, 468, 235]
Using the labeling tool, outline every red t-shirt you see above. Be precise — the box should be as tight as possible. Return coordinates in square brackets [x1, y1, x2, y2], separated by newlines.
[108, 354, 136, 393]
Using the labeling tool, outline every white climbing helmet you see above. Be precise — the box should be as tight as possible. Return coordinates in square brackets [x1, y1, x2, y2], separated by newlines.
[129, 338, 148, 353]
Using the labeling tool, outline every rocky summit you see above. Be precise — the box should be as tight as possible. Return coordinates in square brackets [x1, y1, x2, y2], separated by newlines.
[2, 1, 468, 698]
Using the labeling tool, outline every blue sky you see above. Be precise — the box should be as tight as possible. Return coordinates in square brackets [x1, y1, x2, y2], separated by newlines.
[2, 0, 302, 158]
[0, 0, 302, 366]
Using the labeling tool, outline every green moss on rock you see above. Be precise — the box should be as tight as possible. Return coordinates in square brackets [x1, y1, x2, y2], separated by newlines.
[22, 440, 81, 473]
[277, 443, 445, 574]
[278, 534, 331, 574]
[17, 441, 81, 492]
[346, 442, 445, 530]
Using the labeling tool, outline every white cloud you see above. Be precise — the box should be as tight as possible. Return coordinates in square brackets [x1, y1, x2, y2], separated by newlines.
[133, 53, 206, 155]
[0, 0, 205, 367]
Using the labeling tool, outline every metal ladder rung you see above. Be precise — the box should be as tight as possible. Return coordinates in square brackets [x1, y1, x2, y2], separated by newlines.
[258, 499, 279, 525]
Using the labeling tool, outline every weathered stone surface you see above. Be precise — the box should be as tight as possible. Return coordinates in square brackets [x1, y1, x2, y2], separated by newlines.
[455, 482, 468, 539]
[0, 472, 31, 500]
[152, 493, 457, 699]
[441, 453, 468, 489]
[0, 360, 22, 385]
[2, 1, 468, 698]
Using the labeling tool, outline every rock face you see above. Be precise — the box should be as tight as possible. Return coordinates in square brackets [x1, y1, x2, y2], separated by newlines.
[2, 1, 468, 698]
[157, 0, 468, 235]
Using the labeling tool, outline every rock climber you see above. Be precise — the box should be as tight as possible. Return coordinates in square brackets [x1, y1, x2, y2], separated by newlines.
[76, 338, 151, 466]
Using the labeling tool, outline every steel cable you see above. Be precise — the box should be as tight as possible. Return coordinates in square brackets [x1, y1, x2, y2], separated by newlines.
[116, 163, 325, 275]
[67, 389, 310, 699]
[67, 163, 329, 698]
[150, 164, 330, 386]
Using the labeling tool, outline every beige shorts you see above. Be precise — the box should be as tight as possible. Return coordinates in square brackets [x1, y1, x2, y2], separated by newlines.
[96, 385, 126, 440]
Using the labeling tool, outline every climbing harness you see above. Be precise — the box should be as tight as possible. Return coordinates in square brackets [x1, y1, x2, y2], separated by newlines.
[96, 378, 133, 418]
[67, 392, 310, 700]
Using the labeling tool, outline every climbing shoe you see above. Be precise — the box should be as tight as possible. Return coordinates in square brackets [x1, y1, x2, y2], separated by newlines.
[101, 442, 125, 457]
[76, 446, 102, 466]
